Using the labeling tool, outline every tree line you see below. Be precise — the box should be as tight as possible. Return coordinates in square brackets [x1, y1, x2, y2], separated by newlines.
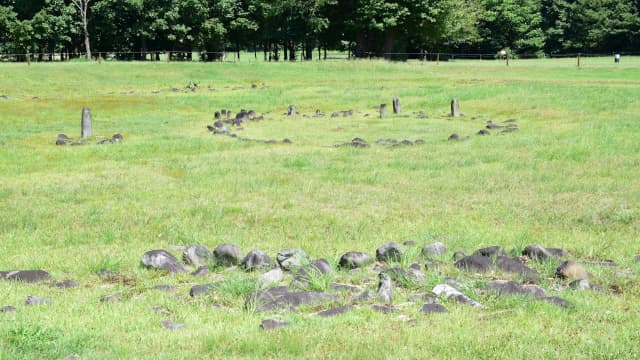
[1, 0, 638, 61]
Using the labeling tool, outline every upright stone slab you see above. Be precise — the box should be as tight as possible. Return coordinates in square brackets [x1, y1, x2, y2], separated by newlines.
[287, 105, 297, 116]
[392, 97, 400, 114]
[81, 107, 93, 138]
[450, 98, 461, 117]
[379, 104, 387, 118]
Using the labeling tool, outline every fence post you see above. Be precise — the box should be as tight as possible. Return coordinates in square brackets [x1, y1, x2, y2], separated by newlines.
[166, 51, 170, 63]
[577, 53, 581, 68]
[436, 52, 440, 65]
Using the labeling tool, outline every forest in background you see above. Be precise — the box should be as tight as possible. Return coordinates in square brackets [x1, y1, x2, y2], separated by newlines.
[0, 0, 639, 60]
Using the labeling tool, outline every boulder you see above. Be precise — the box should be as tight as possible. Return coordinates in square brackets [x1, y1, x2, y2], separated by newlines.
[241, 250, 275, 271]
[376, 242, 403, 262]
[182, 245, 212, 267]
[141, 250, 188, 273]
[338, 252, 374, 269]
[246, 286, 335, 312]
[496, 257, 540, 281]
[422, 242, 446, 257]
[276, 249, 309, 271]
[213, 244, 243, 267]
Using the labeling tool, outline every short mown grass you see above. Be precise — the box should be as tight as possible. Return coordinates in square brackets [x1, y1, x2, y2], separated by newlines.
[1, 58, 639, 358]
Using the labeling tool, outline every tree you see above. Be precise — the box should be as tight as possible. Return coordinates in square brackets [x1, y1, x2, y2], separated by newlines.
[71, 0, 92, 59]
[479, 0, 545, 54]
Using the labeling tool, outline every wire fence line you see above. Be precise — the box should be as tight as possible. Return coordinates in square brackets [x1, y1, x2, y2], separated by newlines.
[2, 50, 639, 63]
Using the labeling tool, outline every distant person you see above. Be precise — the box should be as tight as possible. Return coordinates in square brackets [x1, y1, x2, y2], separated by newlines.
[614, 54, 620, 63]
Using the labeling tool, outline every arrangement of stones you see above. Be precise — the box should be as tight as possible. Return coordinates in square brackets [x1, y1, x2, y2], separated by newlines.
[4, 242, 637, 331]
[55, 107, 124, 146]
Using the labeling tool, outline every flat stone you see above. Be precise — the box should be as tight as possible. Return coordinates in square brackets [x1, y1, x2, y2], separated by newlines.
[260, 319, 289, 330]
[310, 259, 332, 275]
[152, 285, 176, 292]
[276, 249, 310, 271]
[486, 280, 546, 298]
[455, 255, 493, 272]
[543, 296, 574, 308]
[496, 257, 540, 281]
[372, 304, 396, 314]
[246, 286, 335, 312]
[330, 283, 361, 293]
[432, 284, 481, 307]
[338, 252, 374, 269]
[376, 242, 404, 262]
[213, 244, 243, 267]
[556, 261, 591, 280]
[25, 296, 49, 306]
[258, 268, 284, 288]
[408, 293, 438, 304]
[161, 320, 185, 330]
[190, 283, 219, 297]
[352, 290, 375, 303]
[522, 245, 567, 261]
[182, 244, 212, 267]
[191, 266, 210, 277]
[473, 246, 506, 258]
[1, 306, 16, 313]
[421, 303, 447, 314]
[54, 280, 78, 289]
[316, 305, 354, 317]
[141, 250, 188, 273]
[422, 242, 446, 257]
[4, 270, 51, 283]
[242, 250, 275, 271]
[568, 279, 591, 290]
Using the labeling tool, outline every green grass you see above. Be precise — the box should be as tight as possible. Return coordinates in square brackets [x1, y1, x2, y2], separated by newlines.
[1, 58, 640, 359]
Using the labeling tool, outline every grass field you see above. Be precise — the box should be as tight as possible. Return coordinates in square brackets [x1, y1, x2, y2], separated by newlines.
[1, 57, 639, 359]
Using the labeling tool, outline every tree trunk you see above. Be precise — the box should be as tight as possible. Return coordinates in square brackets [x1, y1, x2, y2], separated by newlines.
[83, 20, 91, 59]
[383, 29, 396, 60]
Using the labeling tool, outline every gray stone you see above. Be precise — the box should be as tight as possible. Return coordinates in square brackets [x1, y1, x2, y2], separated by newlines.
[191, 266, 210, 277]
[543, 296, 574, 308]
[242, 250, 275, 271]
[432, 284, 481, 307]
[448, 133, 460, 141]
[1, 306, 16, 313]
[56, 134, 70, 145]
[452, 252, 466, 261]
[380, 104, 387, 118]
[382, 268, 415, 288]
[213, 244, 243, 267]
[182, 244, 211, 267]
[408, 293, 438, 304]
[376, 242, 403, 262]
[247, 287, 335, 312]
[330, 283, 361, 293]
[287, 105, 296, 116]
[260, 319, 289, 330]
[353, 290, 375, 303]
[496, 257, 540, 281]
[556, 260, 591, 280]
[190, 283, 219, 297]
[473, 246, 506, 258]
[392, 97, 400, 114]
[421, 303, 447, 314]
[455, 255, 493, 272]
[81, 107, 92, 138]
[310, 259, 332, 275]
[316, 305, 354, 317]
[568, 279, 591, 290]
[54, 280, 78, 289]
[141, 250, 188, 273]
[4, 270, 51, 283]
[635, 254, 640, 263]
[477, 129, 491, 136]
[486, 280, 546, 298]
[100, 293, 121, 303]
[403, 240, 416, 246]
[276, 249, 310, 271]
[377, 272, 393, 303]
[151, 306, 171, 315]
[450, 98, 461, 117]
[339, 252, 374, 269]
[258, 268, 284, 288]
[522, 245, 568, 261]
[422, 242, 446, 257]
[152, 285, 176, 292]
[161, 320, 185, 330]
[372, 304, 396, 313]
[25, 296, 49, 306]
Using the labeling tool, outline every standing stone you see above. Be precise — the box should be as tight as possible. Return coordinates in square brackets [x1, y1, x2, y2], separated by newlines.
[81, 107, 92, 138]
[392, 97, 400, 114]
[450, 98, 461, 117]
[379, 104, 387, 118]
[377, 272, 393, 304]
[287, 105, 296, 116]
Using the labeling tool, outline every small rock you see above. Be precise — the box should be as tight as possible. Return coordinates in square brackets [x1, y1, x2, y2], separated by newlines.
[310, 259, 332, 275]
[100, 293, 121, 303]
[408, 293, 438, 304]
[25, 296, 49, 306]
[338, 252, 374, 269]
[473, 246, 506, 258]
[522, 245, 567, 260]
[455, 255, 493, 272]
[330, 283, 361, 293]
[246, 286, 335, 312]
[403, 240, 416, 246]
[190, 283, 219, 297]
[260, 319, 289, 330]
[151, 306, 171, 315]
[191, 266, 210, 277]
[353, 290, 375, 303]
[376, 242, 403, 262]
[448, 134, 460, 141]
[141, 250, 188, 273]
[496, 257, 540, 281]
[276, 249, 310, 271]
[432, 284, 481, 307]
[213, 244, 243, 267]
[421, 303, 447, 314]
[316, 305, 354, 317]
[54, 280, 78, 289]
[477, 129, 491, 136]
[182, 244, 212, 267]
[1, 306, 16, 313]
[4, 270, 51, 283]
[152, 285, 176, 292]
[422, 242, 446, 257]
[377, 272, 393, 303]
[556, 261, 591, 280]
[258, 268, 284, 288]
[372, 304, 396, 314]
[543, 296, 574, 308]
[568, 279, 591, 290]
[452, 252, 466, 261]
[161, 320, 185, 330]
[241, 250, 275, 271]
[485, 280, 546, 298]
